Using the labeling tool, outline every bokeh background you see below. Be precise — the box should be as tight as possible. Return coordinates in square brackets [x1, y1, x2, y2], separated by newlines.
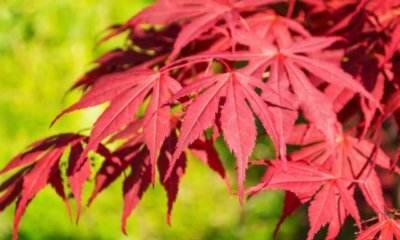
[0, 1, 311, 239]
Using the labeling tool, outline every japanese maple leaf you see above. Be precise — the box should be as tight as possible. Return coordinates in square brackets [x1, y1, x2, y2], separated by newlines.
[244, 11, 311, 47]
[167, 70, 282, 202]
[89, 130, 230, 229]
[287, 124, 395, 215]
[230, 16, 305, 161]
[110, 0, 283, 60]
[87, 141, 143, 207]
[52, 69, 181, 183]
[356, 218, 400, 240]
[0, 134, 113, 240]
[85, 131, 150, 233]
[254, 160, 361, 240]
[195, 33, 378, 150]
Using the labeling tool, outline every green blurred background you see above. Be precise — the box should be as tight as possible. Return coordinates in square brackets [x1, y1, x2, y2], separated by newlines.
[0, 1, 307, 239]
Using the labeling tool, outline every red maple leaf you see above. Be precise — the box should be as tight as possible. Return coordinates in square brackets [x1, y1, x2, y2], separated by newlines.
[356, 218, 400, 240]
[53, 69, 181, 183]
[166, 69, 282, 202]
[251, 160, 361, 239]
[0, 134, 114, 240]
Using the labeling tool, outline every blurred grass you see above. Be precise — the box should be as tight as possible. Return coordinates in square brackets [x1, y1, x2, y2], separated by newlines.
[0, 1, 305, 239]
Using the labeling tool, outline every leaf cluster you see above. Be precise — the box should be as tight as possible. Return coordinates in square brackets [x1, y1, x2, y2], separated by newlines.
[2, 0, 400, 239]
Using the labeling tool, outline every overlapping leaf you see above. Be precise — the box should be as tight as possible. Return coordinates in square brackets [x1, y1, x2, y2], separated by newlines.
[252, 160, 361, 239]
[182, 32, 377, 157]
[109, 0, 282, 60]
[357, 218, 400, 240]
[0, 134, 114, 240]
[53, 69, 181, 183]
[167, 70, 281, 201]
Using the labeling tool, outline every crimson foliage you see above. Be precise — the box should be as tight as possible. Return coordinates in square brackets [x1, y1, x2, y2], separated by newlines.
[2, 0, 400, 239]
